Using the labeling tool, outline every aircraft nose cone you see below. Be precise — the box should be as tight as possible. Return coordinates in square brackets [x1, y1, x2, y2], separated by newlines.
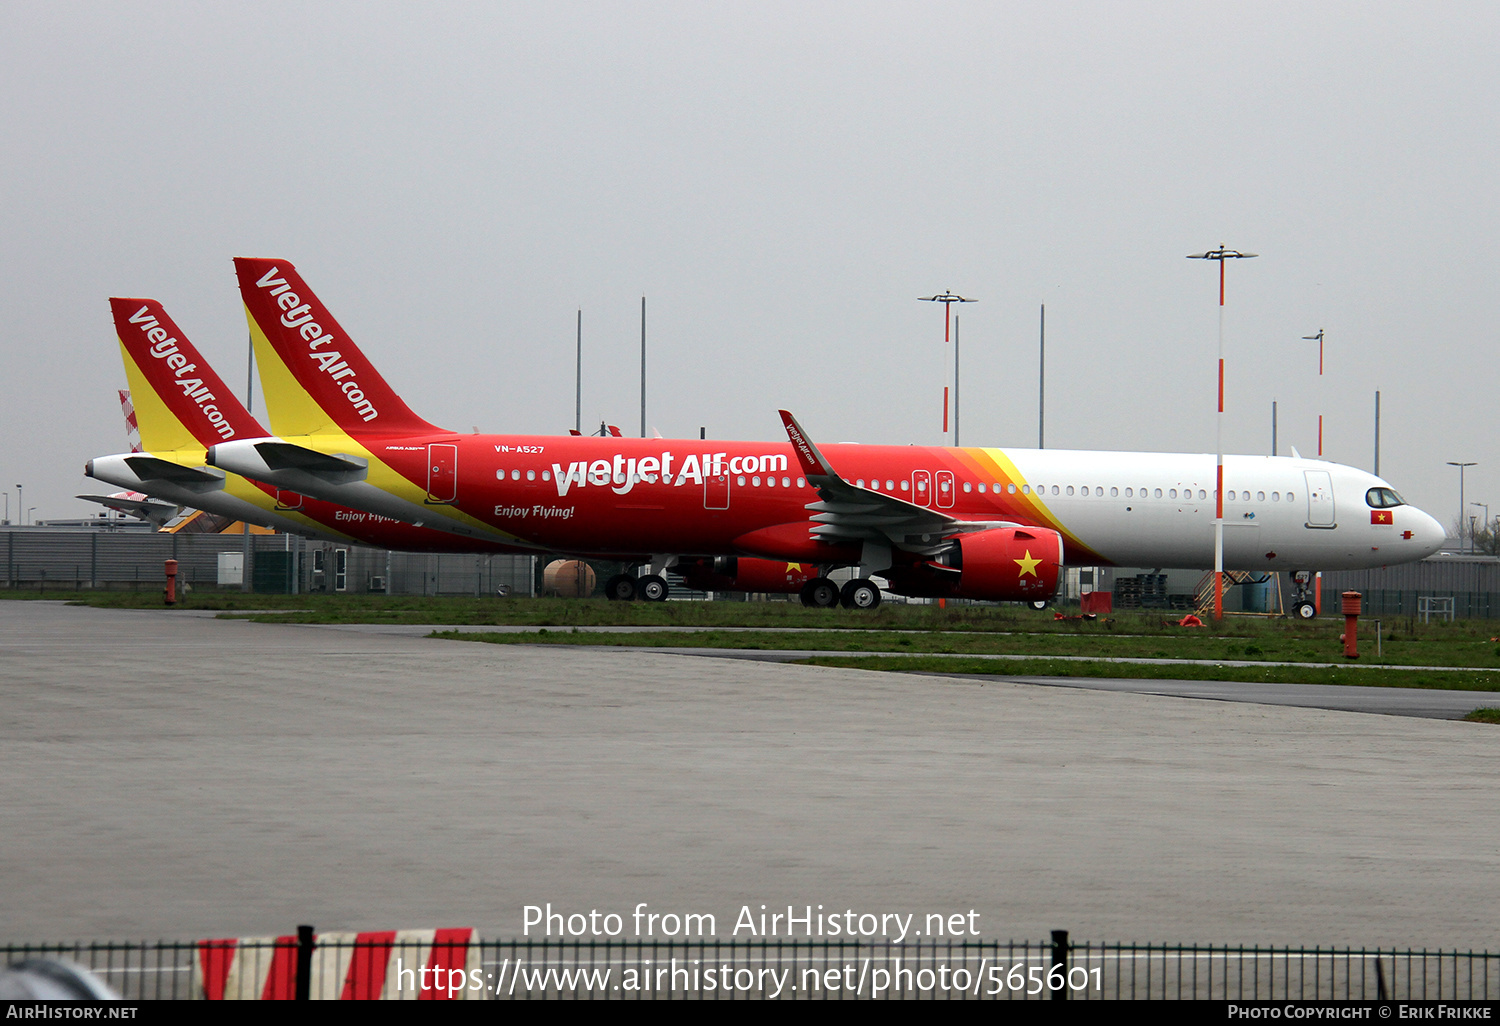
[1411, 507, 1446, 557]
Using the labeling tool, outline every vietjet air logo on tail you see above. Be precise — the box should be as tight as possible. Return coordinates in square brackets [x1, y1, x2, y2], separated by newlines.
[111, 298, 242, 446]
[233, 258, 437, 438]
[250, 266, 376, 422]
[125, 304, 234, 439]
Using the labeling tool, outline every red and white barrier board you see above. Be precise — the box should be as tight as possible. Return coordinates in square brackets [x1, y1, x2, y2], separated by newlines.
[194, 928, 480, 1000]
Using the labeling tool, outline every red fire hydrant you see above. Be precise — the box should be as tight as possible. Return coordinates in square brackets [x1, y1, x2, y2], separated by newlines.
[164, 559, 178, 606]
[1340, 590, 1361, 659]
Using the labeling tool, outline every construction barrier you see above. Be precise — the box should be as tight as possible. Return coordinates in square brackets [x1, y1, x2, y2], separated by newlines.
[193, 928, 479, 1000]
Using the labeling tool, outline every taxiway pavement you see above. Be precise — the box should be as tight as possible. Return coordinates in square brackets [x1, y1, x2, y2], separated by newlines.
[3, 601, 1496, 948]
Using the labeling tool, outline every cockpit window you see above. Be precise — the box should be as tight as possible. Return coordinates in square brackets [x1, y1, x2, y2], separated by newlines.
[1366, 487, 1404, 509]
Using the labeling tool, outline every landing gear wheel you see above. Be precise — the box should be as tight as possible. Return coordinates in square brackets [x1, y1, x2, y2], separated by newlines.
[638, 574, 669, 602]
[1029, 599, 1050, 611]
[604, 574, 637, 601]
[1294, 601, 1317, 620]
[840, 579, 882, 610]
[800, 577, 840, 608]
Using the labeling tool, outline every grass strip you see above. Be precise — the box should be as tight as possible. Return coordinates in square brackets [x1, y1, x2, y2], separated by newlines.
[430, 627, 1499, 669]
[792, 655, 1500, 692]
[33, 590, 1498, 644]
[1462, 707, 1500, 723]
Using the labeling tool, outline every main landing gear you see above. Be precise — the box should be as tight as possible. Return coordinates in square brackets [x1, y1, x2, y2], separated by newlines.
[840, 579, 882, 610]
[604, 573, 670, 602]
[800, 577, 840, 608]
[800, 577, 882, 609]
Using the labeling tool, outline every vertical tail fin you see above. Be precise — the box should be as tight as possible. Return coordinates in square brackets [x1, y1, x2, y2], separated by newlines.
[109, 298, 265, 452]
[233, 258, 441, 438]
[118, 390, 143, 452]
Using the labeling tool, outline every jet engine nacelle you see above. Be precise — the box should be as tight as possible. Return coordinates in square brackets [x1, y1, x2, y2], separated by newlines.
[884, 526, 1064, 602]
[674, 556, 817, 594]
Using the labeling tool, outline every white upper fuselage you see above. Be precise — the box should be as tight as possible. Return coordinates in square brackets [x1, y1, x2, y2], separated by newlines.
[998, 448, 1444, 570]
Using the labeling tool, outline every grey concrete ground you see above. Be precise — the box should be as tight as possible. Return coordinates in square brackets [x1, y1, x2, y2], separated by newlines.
[653, 651, 1499, 720]
[926, 672, 1500, 720]
[3, 601, 1498, 949]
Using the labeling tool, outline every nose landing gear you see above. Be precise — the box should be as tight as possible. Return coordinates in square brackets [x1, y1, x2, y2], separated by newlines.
[1290, 570, 1319, 619]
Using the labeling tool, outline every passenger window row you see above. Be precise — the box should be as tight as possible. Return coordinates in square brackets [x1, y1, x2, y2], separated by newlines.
[492, 465, 1298, 507]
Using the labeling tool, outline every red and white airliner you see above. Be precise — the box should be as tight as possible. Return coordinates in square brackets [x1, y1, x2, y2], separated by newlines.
[187, 257, 1446, 613]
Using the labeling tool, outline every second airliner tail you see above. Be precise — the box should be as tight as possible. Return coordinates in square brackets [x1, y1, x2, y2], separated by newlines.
[233, 258, 441, 440]
[109, 298, 265, 453]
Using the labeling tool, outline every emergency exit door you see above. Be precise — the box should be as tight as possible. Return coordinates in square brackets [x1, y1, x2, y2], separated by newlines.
[912, 469, 932, 507]
[935, 470, 955, 509]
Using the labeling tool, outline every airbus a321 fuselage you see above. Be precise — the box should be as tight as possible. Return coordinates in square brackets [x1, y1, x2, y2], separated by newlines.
[199, 257, 1442, 609]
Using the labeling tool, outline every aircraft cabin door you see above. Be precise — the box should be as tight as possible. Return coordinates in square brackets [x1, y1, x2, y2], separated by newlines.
[427, 443, 458, 504]
[936, 470, 955, 509]
[912, 469, 932, 507]
[274, 489, 303, 511]
[1304, 470, 1335, 528]
[705, 468, 730, 510]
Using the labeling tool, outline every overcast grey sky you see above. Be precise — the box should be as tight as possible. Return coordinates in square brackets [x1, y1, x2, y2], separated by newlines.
[2, 1, 1495, 530]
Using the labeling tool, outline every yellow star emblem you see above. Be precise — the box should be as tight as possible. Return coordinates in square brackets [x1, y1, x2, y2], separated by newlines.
[1014, 549, 1041, 578]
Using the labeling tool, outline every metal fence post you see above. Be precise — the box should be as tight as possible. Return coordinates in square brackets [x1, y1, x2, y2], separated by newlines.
[1052, 929, 1069, 1000]
[296, 925, 314, 1001]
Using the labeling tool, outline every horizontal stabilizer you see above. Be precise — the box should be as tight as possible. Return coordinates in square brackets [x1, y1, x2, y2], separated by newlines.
[122, 456, 225, 486]
[254, 441, 368, 477]
[75, 494, 181, 526]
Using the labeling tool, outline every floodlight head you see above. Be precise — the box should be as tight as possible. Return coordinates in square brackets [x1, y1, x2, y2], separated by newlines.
[1187, 246, 1258, 261]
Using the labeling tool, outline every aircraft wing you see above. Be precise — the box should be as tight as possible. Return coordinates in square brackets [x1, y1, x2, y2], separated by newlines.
[778, 410, 1017, 556]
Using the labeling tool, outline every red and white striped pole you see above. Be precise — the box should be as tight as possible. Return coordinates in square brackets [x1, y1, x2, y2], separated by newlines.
[920, 292, 976, 444]
[1189, 246, 1257, 620]
[1303, 329, 1325, 456]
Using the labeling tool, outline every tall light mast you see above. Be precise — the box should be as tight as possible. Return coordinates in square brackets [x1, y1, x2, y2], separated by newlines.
[1188, 245, 1258, 620]
[918, 292, 976, 444]
[1302, 329, 1325, 455]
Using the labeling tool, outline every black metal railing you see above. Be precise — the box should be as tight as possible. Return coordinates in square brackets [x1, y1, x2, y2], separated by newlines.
[5, 932, 1497, 1000]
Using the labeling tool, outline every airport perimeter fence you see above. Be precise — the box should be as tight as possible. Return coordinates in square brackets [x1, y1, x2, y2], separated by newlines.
[5, 933, 1498, 1001]
[0, 528, 537, 597]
